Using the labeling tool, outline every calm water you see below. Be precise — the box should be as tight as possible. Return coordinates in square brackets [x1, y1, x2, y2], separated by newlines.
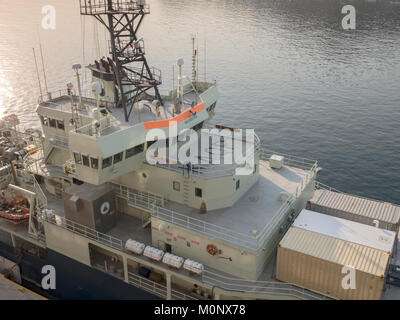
[0, 0, 399, 202]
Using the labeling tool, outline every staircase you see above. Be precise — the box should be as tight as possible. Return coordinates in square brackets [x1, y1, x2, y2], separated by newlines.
[182, 175, 190, 206]
[54, 183, 63, 198]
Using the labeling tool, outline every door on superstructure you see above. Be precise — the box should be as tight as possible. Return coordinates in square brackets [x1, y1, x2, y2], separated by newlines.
[157, 240, 172, 253]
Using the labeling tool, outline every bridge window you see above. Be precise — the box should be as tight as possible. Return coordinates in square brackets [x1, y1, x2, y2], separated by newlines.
[40, 116, 48, 126]
[102, 156, 112, 169]
[57, 120, 65, 130]
[91, 157, 99, 169]
[126, 144, 144, 158]
[49, 118, 57, 128]
[195, 187, 202, 198]
[73, 152, 82, 164]
[147, 140, 156, 149]
[82, 155, 90, 167]
[192, 121, 204, 131]
[113, 152, 123, 164]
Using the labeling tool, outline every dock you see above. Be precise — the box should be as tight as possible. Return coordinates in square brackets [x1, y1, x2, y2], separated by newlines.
[0, 274, 46, 300]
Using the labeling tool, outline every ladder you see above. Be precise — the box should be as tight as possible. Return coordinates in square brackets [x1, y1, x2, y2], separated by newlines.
[182, 175, 190, 207]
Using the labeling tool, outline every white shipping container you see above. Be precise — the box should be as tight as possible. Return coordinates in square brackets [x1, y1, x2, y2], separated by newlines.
[162, 253, 184, 269]
[125, 239, 145, 255]
[183, 259, 204, 275]
[276, 210, 395, 300]
[143, 246, 164, 262]
[307, 189, 400, 232]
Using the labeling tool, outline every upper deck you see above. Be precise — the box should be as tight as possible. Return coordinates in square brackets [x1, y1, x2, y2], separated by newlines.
[36, 83, 218, 185]
[37, 81, 217, 137]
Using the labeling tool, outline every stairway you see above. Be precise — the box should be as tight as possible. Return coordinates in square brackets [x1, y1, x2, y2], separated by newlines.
[182, 175, 190, 207]
[54, 183, 63, 198]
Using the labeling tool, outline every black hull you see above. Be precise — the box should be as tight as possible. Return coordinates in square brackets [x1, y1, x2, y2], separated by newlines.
[0, 241, 160, 300]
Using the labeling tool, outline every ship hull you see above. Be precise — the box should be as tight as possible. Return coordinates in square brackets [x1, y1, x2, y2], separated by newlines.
[0, 240, 160, 300]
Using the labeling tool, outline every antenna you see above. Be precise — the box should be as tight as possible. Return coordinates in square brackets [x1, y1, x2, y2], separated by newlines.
[204, 34, 207, 83]
[72, 64, 83, 110]
[196, 32, 199, 84]
[172, 65, 175, 92]
[32, 48, 43, 98]
[39, 44, 49, 99]
[191, 34, 196, 84]
[176, 58, 184, 114]
[67, 82, 78, 128]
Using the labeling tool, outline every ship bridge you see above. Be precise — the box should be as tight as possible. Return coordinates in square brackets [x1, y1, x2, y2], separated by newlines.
[36, 82, 218, 185]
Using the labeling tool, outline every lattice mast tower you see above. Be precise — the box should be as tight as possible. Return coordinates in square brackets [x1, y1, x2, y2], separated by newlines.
[80, 0, 163, 122]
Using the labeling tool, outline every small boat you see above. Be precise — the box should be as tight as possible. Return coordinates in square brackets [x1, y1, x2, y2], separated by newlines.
[0, 207, 30, 221]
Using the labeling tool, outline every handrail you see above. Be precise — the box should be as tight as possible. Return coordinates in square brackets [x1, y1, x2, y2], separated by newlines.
[111, 182, 165, 207]
[75, 114, 119, 137]
[315, 181, 344, 194]
[80, 0, 150, 15]
[201, 270, 323, 300]
[42, 212, 123, 250]
[260, 148, 316, 171]
[171, 289, 199, 300]
[153, 136, 261, 179]
[49, 135, 69, 149]
[128, 271, 167, 299]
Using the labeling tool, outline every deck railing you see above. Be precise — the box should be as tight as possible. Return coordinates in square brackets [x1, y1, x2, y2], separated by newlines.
[201, 270, 323, 300]
[48, 135, 69, 149]
[75, 115, 119, 137]
[128, 271, 167, 299]
[112, 178, 295, 251]
[153, 135, 261, 179]
[43, 213, 123, 251]
[260, 148, 316, 171]
[111, 182, 165, 208]
[171, 289, 199, 300]
[79, 0, 150, 15]
[315, 181, 343, 193]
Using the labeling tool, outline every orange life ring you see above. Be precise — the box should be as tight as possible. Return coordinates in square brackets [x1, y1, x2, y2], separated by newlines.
[206, 244, 218, 256]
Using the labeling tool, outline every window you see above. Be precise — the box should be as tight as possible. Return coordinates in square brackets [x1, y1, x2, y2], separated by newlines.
[91, 157, 99, 169]
[73, 152, 81, 164]
[82, 155, 90, 167]
[49, 118, 57, 128]
[192, 121, 204, 131]
[40, 116, 48, 126]
[113, 152, 123, 164]
[126, 144, 144, 158]
[57, 120, 65, 130]
[173, 181, 180, 192]
[195, 188, 202, 198]
[236, 180, 240, 190]
[147, 140, 156, 149]
[102, 157, 112, 169]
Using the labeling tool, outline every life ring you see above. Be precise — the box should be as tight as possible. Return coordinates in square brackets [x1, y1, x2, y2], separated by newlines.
[206, 244, 218, 256]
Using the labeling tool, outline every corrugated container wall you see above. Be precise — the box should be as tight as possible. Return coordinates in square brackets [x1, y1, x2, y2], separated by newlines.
[277, 227, 390, 300]
[307, 189, 400, 233]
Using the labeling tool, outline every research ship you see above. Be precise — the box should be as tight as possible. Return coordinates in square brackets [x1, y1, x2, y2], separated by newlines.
[0, 0, 399, 300]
